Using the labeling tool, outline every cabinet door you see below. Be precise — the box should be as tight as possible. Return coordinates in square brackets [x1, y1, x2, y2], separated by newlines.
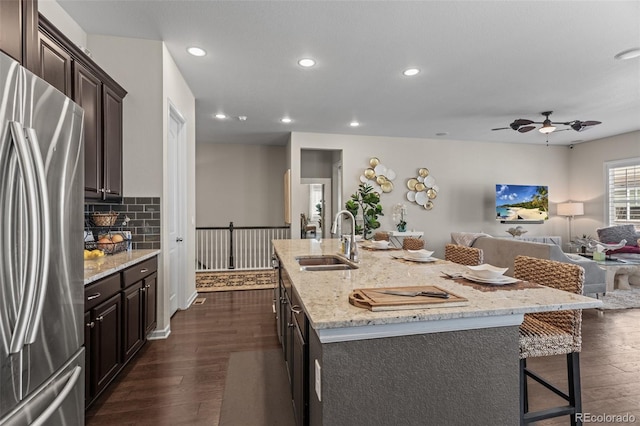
[84, 311, 94, 405]
[123, 282, 144, 363]
[291, 324, 307, 426]
[93, 293, 122, 395]
[0, 0, 38, 71]
[37, 29, 72, 96]
[102, 84, 123, 201]
[74, 61, 103, 199]
[144, 272, 158, 336]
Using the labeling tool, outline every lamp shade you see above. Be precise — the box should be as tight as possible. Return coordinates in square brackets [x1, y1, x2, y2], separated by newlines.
[557, 202, 584, 217]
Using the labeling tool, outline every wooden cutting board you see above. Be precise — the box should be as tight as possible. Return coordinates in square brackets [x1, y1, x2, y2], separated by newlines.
[349, 285, 469, 311]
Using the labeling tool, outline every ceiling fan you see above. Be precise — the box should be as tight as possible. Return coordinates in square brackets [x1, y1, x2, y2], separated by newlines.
[492, 111, 602, 134]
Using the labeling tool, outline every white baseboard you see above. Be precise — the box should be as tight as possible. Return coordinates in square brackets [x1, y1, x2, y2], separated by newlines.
[185, 290, 198, 308]
[148, 324, 171, 340]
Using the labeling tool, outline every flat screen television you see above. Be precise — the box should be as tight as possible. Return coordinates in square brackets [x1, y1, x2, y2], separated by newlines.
[496, 184, 549, 221]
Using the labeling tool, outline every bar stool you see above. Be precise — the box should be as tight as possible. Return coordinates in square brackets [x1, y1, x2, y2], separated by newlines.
[444, 244, 483, 266]
[513, 255, 584, 426]
[402, 237, 424, 250]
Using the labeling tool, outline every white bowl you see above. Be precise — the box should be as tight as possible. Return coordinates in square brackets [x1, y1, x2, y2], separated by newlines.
[406, 249, 434, 259]
[371, 240, 390, 249]
[466, 264, 508, 279]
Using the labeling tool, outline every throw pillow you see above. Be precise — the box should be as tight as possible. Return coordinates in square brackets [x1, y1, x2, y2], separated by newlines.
[596, 224, 639, 247]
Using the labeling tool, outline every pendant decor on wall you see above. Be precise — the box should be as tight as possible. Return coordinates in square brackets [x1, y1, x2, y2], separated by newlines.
[359, 157, 397, 194]
[406, 168, 438, 210]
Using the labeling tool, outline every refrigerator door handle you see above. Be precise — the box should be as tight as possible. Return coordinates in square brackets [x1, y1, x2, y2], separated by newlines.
[30, 366, 82, 426]
[23, 127, 51, 346]
[7, 122, 42, 354]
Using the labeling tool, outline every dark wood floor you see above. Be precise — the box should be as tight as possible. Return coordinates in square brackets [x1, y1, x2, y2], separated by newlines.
[86, 290, 640, 425]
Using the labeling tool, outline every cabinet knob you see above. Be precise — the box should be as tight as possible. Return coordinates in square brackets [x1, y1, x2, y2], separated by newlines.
[176, 237, 184, 242]
[87, 293, 101, 301]
[145, 284, 151, 289]
[86, 322, 95, 328]
[96, 316, 104, 322]
[141, 287, 146, 293]
[288, 322, 295, 328]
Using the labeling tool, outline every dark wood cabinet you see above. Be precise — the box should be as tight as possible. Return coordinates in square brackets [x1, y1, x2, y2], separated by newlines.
[84, 255, 158, 408]
[84, 311, 93, 404]
[0, 0, 39, 72]
[144, 272, 158, 335]
[92, 293, 122, 396]
[102, 84, 123, 201]
[38, 14, 126, 203]
[74, 61, 103, 198]
[276, 258, 309, 426]
[37, 29, 71, 96]
[123, 281, 144, 363]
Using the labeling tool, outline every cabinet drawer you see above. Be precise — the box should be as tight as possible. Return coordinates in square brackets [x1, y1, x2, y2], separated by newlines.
[291, 288, 308, 342]
[85, 273, 121, 311]
[122, 256, 157, 288]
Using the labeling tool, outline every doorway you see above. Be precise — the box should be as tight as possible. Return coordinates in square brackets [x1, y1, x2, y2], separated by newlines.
[167, 102, 187, 317]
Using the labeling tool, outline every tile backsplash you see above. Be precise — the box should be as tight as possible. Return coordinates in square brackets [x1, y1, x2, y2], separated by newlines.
[85, 197, 161, 250]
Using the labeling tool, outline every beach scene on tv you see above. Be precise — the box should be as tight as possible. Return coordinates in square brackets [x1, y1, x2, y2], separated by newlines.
[496, 184, 549, 221]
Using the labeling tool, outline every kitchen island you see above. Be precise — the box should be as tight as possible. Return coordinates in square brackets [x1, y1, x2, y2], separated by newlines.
[273, 239, 601, 426]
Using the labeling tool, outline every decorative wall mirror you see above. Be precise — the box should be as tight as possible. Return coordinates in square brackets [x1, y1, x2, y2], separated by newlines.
[406, 168, 439, 210]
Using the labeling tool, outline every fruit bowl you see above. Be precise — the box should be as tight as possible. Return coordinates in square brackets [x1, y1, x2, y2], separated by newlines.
[85, 233, 127, 254]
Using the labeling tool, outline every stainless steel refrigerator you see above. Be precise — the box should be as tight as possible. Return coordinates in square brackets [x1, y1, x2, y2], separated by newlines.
[0, 51, 85, 425]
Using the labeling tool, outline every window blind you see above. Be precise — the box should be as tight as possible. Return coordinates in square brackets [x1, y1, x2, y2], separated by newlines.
[606, 159, 640, 227]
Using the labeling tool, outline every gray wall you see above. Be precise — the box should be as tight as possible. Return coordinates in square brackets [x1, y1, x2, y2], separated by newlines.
[195, 143, 287, 227]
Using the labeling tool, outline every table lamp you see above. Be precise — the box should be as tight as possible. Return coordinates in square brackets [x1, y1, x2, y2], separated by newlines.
[557, 202, 584, 246]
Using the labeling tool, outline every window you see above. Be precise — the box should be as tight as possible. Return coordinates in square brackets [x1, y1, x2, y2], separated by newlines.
[606, 158, 640, 227]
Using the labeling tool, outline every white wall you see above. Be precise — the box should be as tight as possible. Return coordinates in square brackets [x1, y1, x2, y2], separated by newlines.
[162, 43, 197, 311]
[38, 0, 87, 49]
[569, 131, 640, 239]
[195, 144, 287, 227]
[87, 35, 164, 197]
[289, 132, 572, 256]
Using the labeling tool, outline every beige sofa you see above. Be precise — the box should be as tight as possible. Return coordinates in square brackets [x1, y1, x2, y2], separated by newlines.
[469, 236, 606, 296]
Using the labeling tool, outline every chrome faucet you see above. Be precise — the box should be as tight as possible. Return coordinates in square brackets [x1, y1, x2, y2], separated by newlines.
[331, 210, 359, 262]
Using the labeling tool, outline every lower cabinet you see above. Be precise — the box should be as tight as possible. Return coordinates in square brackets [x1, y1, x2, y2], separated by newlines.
[84, 255, 158, 407]
[277, 260, 309, 426]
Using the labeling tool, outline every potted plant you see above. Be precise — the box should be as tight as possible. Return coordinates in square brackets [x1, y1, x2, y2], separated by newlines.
[345, 183, 383, 239]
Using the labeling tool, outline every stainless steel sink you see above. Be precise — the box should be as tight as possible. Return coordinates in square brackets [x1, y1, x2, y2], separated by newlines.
[296, 255, 359, 271]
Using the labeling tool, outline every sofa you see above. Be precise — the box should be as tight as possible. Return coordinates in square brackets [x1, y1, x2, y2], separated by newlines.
[468, 236, 606, 296]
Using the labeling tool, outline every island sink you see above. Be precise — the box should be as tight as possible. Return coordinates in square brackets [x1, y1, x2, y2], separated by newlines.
[296, 255, 359, 271]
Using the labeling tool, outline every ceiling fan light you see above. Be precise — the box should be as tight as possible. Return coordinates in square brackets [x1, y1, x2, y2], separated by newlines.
[539, 124, 556, 134]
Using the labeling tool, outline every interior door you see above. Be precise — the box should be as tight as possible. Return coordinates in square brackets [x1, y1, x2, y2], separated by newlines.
[167, 104, 186, 317]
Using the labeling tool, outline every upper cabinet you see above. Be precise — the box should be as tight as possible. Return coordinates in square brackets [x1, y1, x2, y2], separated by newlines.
[38, 14, 127, 203]
[0, 0, 39, 72]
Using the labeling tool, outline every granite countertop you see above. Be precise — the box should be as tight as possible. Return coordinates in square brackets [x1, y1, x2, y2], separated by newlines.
[273, 239, 602, 336]
[84, 249, 161, 285]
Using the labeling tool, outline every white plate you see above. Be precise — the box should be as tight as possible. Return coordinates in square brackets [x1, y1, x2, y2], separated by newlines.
[366, 244, 390, 250]
[403, 256, 437, 263]
[462, 272, 519, 285]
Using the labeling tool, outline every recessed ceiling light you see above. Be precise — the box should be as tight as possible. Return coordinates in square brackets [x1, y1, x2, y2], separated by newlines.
[435, 132, 449, 136]
[614, 48, 640, 60]
[350, 121, 360, 127]
[402, 68, 420, 77]
[187, 46, 207, 57]
[298, 58, 316, 68]
[214, 113, 226, 119]
[281, 117, 292, 124]
[238, 116, 247, 121]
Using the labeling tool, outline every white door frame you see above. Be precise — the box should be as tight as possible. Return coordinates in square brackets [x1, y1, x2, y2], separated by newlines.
[167, 101, 187, 315]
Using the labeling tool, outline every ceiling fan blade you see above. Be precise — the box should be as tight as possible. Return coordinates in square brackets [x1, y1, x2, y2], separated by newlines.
[491, 127, 510, 131]
[512, 119, 534, 126]
[518, 126, 536, 133]
[581, 120, 601, 126]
